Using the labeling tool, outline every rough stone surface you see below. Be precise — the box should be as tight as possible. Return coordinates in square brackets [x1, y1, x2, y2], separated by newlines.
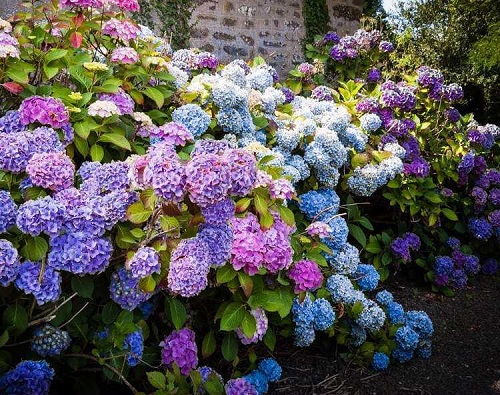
[0, 0, 362, 76]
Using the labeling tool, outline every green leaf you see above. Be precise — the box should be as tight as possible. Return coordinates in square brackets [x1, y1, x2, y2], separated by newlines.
[167, 298, 187, 330]
[357, 217, 374, 231]
[348, 224, 366, 247]
[139, 275, 156, 293]
[220, 302, 245, 331]
[98, 133, 131, 150]
[238, 272, 253, 297]
[221, 333, 238, 362]
[147, 372, 166, 390]
[351, 301, 363, 316]
[263, 328, 276, 351]
[126, 201, 152, 224]
[90, 144, 104, 161]
[259, 211, 274, 230]
[0, 330, 9, 347]
[3, 304, 28, 336]
[202, 331, 216, 358]
[102, 303, 120, 325]
[248, 287, 293, 318]
[143, 87, 164, 108]
[278, 205, 295, 227]
[159, 216, 179, 233]
[71, 276, 94, 298]
[235, 198, 252, 213]
[216, 265, 237, 284]
[442, 208, 458, 221]
[241, 311, 257, 338]
[252, 116, 269, 130]
[21, 236, 48, 262]
[73, 135, 89, 157]
[254, 194, 268, 216]
[45, 49, 68, 63]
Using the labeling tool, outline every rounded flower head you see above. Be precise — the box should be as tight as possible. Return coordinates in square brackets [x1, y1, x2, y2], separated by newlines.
[19, 96, 69, 128]
[125, 246, 160, 279]
[16, 196, 65, 236]
[88, 100, 121, 118]
[0, 131, 34, 173]
[26, 152, 75, 192]
[0, 360, 54, 395]
[15, 262, 61, 305]
[102, 18, 139, 41]
[110, 267, 151, 310]
[244, 370, 269, 394]
[288, 259, 323, 293]
[0, 239, 20, 286]
[99, 89, 135, 115]
[167, 238, 211, 297]
[0, 190, 17, 233]
[269, 178, 296, 200]
[355, 264, 380, 291]
[372, 352, 389, 371]
[172, 104, 211, 138]
[198, 223, 233, 266]
[31, 324, 71, 357]
[122, 329, 144, 367]
[225, 378, 258, 395]
[311, 298, 335, 330]
[395, 326, 419, 350]
[201, 198, 235, 225]
[224, 149, 258, 196]
[230, 213, 265, 275]
[356, 299, 386, 331]
[236, 307, 268, 344]
[111, 47, 139, 64]
[0, 110, 24, 134]
[185, 154, 231, 207]
[160, 328, 198, 376]
[152, 122, 193, 146]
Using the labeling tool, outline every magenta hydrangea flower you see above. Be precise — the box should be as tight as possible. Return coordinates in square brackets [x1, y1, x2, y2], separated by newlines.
[230, 213, 265, 275]
[151, 122, 193, 146]
[26, 152, 75, 192]
[19, 96, 69, 129]
[125, 246, 160, 279]
[236, 308, 268, 344]
[185, 154, 231, 207]
[288, 259, 323, 293]
[167, 238, 211, 297]
[262, 213, 294, 273]
[224, 149, 258, 196]
[99, 89, 135, 115]
[269, 178, 296, 200]
[305, 221, 332, 238]
[110, 47, 139, 64]
[160, 328, 198, 376]
[102, 19, 139, 41]
[112, 0, 140, 12]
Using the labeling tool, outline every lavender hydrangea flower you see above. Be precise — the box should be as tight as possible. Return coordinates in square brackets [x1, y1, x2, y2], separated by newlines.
[0, 110, 24, 134]
[160, 328, 198, 376]
[16, 197, 65, 236]
[99, 89, 135, 115]
[0, 131, 34, 173]
[468, 217, 492, 240]
[125, 246, 160, 279]
[236, 308, 268, 344]
[15, 262, 61, 305]
[225, 378, 258, 395]
[0, 190, 17, 233]
[102, 18, 139, 41]
[201, 199, 235, 225]
[167, 238, 211, 297]
[26, 152, 74, 192]
[224, 149, 258, 196]
[230, 213, 265, 275]
[110, 47, 139, 64]
[198, 223, 233, 266]
[152, 122, 193, 146]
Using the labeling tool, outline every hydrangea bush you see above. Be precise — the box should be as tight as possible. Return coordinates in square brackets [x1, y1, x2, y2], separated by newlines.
[289, 28, 499, 294]
[0, 3, 438, 394]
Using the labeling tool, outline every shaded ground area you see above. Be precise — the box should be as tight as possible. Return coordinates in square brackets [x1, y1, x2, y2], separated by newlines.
[270, 274, 500, 395]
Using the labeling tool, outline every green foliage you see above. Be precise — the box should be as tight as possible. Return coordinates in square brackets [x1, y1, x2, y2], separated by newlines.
[303, 0, 330, 46]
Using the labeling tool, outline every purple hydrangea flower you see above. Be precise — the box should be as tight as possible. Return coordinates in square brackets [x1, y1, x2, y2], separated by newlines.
[99, 89, 135, 115]
[225, 378, 258, 395]
[0, 360, 54, 395]
[0, 110, 24, 134]
[225, 149, 258, 196]
[16, 197, 65, 236]
[445, 107, 460, 122]
[102, 18, 139, 41]
[26, 152, 74, 192]
[230, 213, 265, 275]
[366, 68, 381, 83]
[379, 40, 394, 53]
[0, 190, 17, 233]
[160, 328, 198, 376]
[201, 198, 235, 225]
[151, 122, 193, 146]
[0, 131, 34, 173]
[403, 157, 430, 178]
[311, 86, 333, 101]
[19, 96, 69, 128]
[468, 217, 492, 240]
[198, 223, 233, 266]
[482, 258, 498, 275]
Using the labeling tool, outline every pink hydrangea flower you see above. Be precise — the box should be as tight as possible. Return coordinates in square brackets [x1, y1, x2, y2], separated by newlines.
[19, 96, 69, 129]
[26, 152, 75, 192]
[112, 0, 139, 11]
[110, 47, 139, 64]
[269, 178, 296, 200]
[102, 18, 139, 41]
[305, 221, 332, 238]
[59, 0, 103, 8]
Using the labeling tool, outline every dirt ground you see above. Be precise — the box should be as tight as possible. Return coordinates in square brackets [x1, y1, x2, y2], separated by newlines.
[270, 274, 500, 395]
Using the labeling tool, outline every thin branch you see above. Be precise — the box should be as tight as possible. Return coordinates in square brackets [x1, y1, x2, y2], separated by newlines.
[58, 302, 90, 329]
[65, 354, 139, 394]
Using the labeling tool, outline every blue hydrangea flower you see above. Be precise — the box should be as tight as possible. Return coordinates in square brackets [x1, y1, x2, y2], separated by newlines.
[15, 262, 61, 305]
[198, 223, 233, 266]
[293, 324, 315, 347]
[355, 264, 380, 291]
[434, 256, 454, 276]
[0, 360, 54, 395]
[468, 217, 492, 240]
[0, 110, 24, 134]
[311, 298, 335, 330]
[16, 196, 65, 236]
[350, 324, 367, 347]
[320, 217, 349, 252]
[243, 370, 269, 395]
[172, 104, 211, 138]
[275, 128, 301, 151]
[372, 352, 390, 371]
[392, 347, 414, 363]
[387, 301, 405, 325]
[258, 358, 282, 382]
[110, 267, 151, 310]
[326, 274, 355, 303]
[122, 329, 144, 367]
[211, 80, 247, 109]
[375, 290, 393, 306]
[0, 239, 20, 287]
[395, 326, 419, 350]
[298, 188, 340, 221]
[246, 68, 274, 91]
[326, 242, 359, 274]
[356, 300, 386, 331]
[360, 113, 382, 132]
[31, 325, 71, 357]
[292, 295, 314, 326]
[405, 311, 434, 338]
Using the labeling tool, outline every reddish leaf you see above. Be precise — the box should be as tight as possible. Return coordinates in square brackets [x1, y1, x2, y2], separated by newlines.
[2, 82, 24, 94]
[72, 13, 84, 28]
[70, 32, 83, 48]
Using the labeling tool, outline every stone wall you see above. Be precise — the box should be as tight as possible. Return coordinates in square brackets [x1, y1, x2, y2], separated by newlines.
[0, 0, 22, 18]
[189, 0, 362, 75]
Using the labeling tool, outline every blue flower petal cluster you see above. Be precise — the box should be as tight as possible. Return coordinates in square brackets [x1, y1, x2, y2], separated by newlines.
[31, 324, 71, 357]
